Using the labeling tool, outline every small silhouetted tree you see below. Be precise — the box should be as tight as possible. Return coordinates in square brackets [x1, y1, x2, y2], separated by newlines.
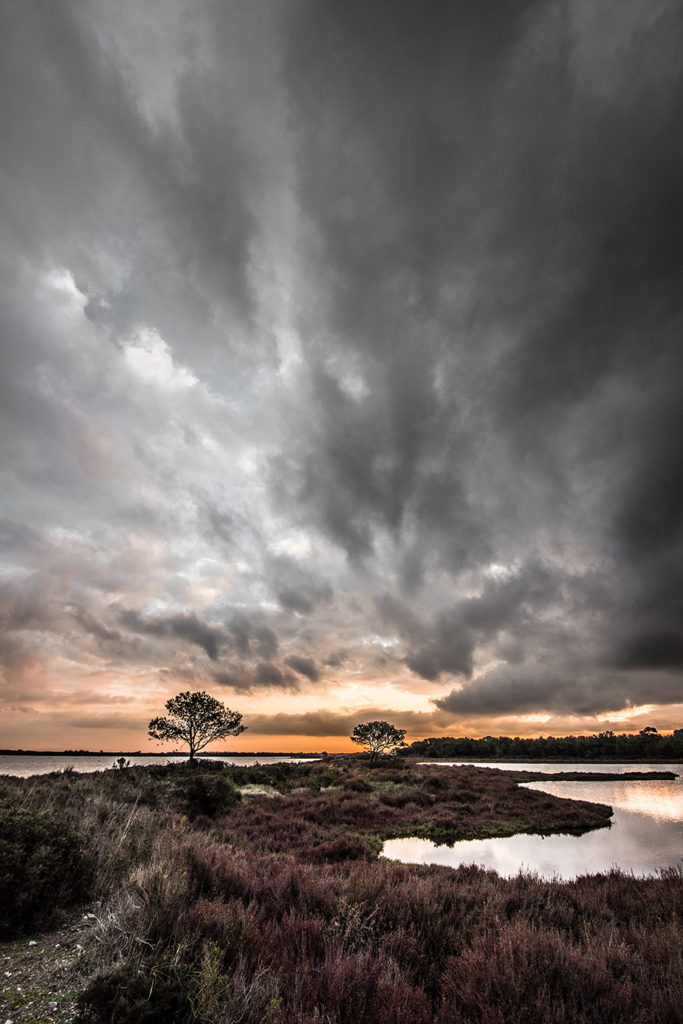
[350, 720, 406, 761]
[148, 690, 245, 760]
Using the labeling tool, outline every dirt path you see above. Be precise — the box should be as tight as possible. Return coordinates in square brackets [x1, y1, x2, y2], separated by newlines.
[0, 914, 99, 1024]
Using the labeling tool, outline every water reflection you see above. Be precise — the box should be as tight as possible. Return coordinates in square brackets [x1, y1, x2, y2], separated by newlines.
[0, 754, 318, 778]
[523, 778, 682, 821]
[383, 767, 683, 879]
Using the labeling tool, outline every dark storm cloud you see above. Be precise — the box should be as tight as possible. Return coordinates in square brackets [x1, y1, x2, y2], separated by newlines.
[281, 0, 683, 546]
[615, 634, 683, 671]
[268, 360, 490, 577]
[273, 0, 683, 718]
[434, 660, 683, 718]
[283, 655, 320, 682]
[1, 0, 682, 735]
[271, 0, 549, 572]
[375, 561, 562, 682]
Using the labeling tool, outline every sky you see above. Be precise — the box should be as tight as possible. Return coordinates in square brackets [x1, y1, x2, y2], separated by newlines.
[1, 0, 682, 753]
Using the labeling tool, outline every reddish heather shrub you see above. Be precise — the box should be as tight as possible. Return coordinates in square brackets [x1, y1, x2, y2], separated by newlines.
[6, 761, 680, 1024]
[303, 835, 371, 863]
[344, 774, 373, 792]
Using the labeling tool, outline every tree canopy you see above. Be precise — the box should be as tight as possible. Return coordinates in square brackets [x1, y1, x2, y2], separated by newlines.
[148, 690, 245, 760]
[350, 720, 406, 760]
[407, 727, 681, 760]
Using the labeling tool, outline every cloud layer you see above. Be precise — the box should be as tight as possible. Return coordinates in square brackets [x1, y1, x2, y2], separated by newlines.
[1, 0, 682, 748]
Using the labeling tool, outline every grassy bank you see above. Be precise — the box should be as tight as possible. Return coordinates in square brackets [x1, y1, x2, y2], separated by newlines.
[1, 758, 680, 1023]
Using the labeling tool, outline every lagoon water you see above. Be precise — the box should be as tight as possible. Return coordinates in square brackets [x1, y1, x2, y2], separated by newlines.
[383, 761, 682, 880]
[0, 753, 318, 777]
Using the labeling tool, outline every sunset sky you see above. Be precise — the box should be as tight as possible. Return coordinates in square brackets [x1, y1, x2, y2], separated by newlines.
[1, 0, 682, 753]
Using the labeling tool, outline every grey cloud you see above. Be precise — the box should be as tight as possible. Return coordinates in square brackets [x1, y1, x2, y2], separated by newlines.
[120, 609, 224, 660]
[227, 613, 280, 660]
[72, 609, 123, 645]
[324, 650, 348, 668]
[378, 560, 564, 682]
[213, 662, 299, 694]
[267, 555, 334, 615]
[0, 576, 52, 632]
[228, 613, 252, 658]
[254, 627, 279, 661]
[212, 670, 252, 693]
[280, 0, 683, 585]
[434, 659, 683, 718]
[283, 655, 320, 682]
[615, 633, 683, 671]
[256, 661, 295, 689]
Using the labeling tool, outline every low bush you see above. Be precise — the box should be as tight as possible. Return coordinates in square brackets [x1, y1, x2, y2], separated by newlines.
[344, 774, 373, 793]
[303, 835, 371, 863]
[78, 959, 194, 1024]
[378, 787, 433, 808]
[183, 772, 241, 820]
[0, 803, 93, 938]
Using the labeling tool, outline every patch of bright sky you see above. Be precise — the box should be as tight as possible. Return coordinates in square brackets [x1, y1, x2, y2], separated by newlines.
[482, 562, 517, 581]
[362, 634, 401, 650]
[322, 347, 370, 403]
[42, 267, 90, 328]
[124, 327, 198, 390]
[274, 326, 303, 381]
[601, 704, 657, 723]
[271, 531, 315, 559]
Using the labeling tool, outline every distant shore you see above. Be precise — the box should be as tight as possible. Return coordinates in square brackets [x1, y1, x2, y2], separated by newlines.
[1, 748, 682, 763]
[0, 748, 325, 757]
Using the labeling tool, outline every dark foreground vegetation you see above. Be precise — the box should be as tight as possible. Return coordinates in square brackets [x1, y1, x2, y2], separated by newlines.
[408, 726, 683, 760]
[1, 758, 680, 1023]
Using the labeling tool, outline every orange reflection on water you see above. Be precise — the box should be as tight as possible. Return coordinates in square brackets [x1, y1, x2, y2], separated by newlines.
[524, 779, 682, 821]
[617, 781, 681, 819]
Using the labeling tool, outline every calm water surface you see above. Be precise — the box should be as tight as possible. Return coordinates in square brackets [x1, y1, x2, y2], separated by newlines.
[0, 754, 318, 777]
[383, 762, 682, 880]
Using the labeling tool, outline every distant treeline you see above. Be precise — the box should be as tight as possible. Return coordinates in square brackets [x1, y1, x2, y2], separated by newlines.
[408, 727, 683, 760]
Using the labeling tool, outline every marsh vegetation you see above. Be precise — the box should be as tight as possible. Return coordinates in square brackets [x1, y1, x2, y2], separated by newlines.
[1, 758, 680, 1023]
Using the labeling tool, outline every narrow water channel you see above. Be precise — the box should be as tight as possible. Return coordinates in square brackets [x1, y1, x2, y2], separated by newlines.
[382, 762, 682, 879]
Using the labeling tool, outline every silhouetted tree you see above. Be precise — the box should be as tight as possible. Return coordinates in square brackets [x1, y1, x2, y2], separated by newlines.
[148, 691, 245, 760]
[350, 721, 406, 761]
